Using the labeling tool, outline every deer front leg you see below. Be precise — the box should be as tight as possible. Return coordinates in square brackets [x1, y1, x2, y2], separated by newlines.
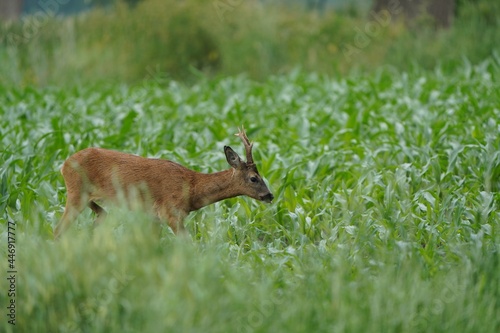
[156, 206, 187, 235]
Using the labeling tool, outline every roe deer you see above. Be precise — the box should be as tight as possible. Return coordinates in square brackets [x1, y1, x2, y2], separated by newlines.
[54, 127, 273, 238]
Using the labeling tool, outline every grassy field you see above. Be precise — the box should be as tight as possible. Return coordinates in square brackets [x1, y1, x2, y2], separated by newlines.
[1, 0, 499, 86]
[1, 58, 500, 332]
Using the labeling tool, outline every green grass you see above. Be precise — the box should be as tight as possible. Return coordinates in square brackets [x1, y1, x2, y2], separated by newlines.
[1, 0, 499, 86]
[1, 59, 500, 332]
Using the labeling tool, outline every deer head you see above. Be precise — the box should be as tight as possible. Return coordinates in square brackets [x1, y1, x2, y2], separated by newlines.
[224, 127, 274, 203]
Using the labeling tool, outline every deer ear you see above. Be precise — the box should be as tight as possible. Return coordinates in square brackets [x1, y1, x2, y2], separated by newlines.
[224, 146, 244, 169]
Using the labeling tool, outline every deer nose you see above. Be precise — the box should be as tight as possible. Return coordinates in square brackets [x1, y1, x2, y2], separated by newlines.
[261, 193, 274, 203]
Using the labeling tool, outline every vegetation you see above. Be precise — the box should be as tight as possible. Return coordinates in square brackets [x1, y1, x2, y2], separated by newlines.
[1, 57, 499, 332]
[0, 0, 499, 86]
[1, 1, 499, 331]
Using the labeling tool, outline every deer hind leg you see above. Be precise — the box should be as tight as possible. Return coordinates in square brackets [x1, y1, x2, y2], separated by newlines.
[89, 200, 107, 227]
[54, 192, 87, 239]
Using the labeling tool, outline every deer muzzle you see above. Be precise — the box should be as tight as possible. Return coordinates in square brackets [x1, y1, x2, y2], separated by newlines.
[260, 192, 274, 203]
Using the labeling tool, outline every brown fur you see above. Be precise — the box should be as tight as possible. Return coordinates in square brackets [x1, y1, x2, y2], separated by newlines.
[55, 141, 273, 239]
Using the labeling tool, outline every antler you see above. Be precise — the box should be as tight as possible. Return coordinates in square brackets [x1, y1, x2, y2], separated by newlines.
[235, 126, 254, 165]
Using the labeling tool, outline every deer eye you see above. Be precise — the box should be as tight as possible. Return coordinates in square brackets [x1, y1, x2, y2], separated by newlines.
[250, 176, 258, 183]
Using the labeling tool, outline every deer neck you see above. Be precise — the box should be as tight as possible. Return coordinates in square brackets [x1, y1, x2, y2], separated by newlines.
[189, 169, 241, 211]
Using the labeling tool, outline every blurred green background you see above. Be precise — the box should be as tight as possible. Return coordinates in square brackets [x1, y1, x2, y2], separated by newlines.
[1, 0, 498, 86]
